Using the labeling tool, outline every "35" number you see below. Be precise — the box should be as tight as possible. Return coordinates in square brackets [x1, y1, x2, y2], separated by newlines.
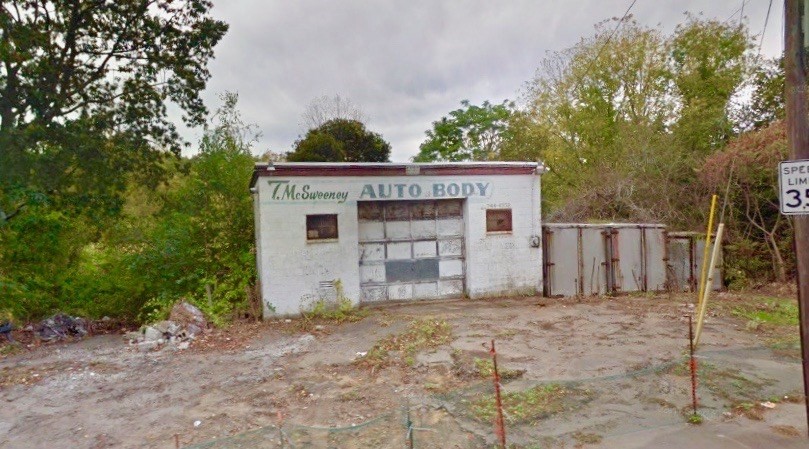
[784, 189, 809, 208]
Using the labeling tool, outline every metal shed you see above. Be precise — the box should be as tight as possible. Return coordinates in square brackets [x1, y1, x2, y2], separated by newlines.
[542, 223, 668, 297]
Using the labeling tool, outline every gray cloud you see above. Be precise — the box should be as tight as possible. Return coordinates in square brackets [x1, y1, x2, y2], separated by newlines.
[179, 0, 784, 161]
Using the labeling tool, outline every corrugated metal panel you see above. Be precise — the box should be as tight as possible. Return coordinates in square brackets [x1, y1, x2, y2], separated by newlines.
[542, 223, 670, 297]
[664, 232, 723, 293]
[581, 228, 607, 296]
[645, 228, 669, 291]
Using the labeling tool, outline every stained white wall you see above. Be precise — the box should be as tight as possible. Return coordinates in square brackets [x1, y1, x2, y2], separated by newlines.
[255, 173, 543, 317]
[464, 175, 543, 298]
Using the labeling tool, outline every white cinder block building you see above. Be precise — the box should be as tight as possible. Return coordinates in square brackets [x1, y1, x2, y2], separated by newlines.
[250, 162, 544, 318]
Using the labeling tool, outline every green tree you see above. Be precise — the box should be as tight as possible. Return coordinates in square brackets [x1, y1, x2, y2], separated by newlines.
[735, 57, 786, 132]
[0, 0, 228, 223]
[521, 17, 751, 227]
[92, 93, 259, 323]
[414, 100, 515, 162]
[287, 119, 391, 162]
[669, 15, 751, 154]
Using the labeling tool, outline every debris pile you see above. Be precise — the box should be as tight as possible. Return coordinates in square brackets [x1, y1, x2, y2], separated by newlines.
[125, 302, 207, 352]
[34, 314, 88, 341]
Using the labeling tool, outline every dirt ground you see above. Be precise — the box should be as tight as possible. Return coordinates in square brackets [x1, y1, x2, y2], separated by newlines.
[1, 292, 807, 449]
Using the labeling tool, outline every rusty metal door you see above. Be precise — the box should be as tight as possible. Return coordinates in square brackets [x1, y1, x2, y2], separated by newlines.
[358, 200, 465, 302]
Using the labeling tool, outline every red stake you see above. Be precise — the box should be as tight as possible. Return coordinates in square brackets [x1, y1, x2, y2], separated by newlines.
[490, 339, 507, 449]
[687, 315, 698, 415]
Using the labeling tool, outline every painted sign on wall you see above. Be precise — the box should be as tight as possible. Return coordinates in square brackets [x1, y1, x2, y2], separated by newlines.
[265, 179, 493, 203]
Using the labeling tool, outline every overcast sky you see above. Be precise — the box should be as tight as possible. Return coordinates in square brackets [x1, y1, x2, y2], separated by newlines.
[178, 0, 785, 161]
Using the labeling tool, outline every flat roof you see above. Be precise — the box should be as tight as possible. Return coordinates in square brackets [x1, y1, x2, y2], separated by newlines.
[250, 162, 544, 187]
[543, 223, 666, 229]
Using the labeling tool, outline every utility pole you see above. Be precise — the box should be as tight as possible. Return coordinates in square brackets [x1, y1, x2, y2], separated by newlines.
[784, 0, 809, 437]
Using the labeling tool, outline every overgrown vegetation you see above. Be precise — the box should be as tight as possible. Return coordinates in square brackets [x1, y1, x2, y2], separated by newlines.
[1, 93, 258, 325]
[416, 16, 798, 285]
[0, 10, 800, 324]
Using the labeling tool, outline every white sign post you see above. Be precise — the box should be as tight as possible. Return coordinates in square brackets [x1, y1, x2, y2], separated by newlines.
[779, 159, 809, 215]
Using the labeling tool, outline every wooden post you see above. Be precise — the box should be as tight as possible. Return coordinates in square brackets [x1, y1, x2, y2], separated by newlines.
[784, 0, 809, 436]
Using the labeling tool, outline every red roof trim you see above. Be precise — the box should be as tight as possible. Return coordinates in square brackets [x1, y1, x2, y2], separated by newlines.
[250, 163, 542, 187]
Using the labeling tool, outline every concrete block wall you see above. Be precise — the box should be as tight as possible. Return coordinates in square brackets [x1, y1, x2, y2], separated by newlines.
[253, 171, 543, 317]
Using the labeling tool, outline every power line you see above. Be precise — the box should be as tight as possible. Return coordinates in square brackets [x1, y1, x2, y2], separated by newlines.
[758, 0, 774, 55]
[589, 0, 639, 67]
[723, 0, 748, 24]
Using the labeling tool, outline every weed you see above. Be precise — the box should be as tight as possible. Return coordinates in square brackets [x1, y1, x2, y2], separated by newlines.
[687, 413, 704, 424]
[357, 318, 453, 368]
[300, 297, 368, 326]
[468, 383, 593, 424]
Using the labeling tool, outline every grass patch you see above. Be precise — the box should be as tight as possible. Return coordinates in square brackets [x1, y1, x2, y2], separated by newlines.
[729, 296, 798, 327]
[358, 318, 453, 368]
[468, 383, 593, 424]
[473, 358, 525, 380]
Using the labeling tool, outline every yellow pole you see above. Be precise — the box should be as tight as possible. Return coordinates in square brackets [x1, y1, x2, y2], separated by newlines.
[696, 195, 718, 307]
[694, 223, 725, 347]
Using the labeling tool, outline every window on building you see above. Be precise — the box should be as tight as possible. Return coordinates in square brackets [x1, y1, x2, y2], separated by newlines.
[486, 209, 512, 233]
[307, 214, 338, 240]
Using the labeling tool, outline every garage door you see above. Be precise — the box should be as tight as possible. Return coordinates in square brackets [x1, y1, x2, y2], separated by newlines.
[358, 199, 465, 302]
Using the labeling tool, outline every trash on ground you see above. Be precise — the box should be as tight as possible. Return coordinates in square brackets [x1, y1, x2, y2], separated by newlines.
[34, 314, 88, 342]
[0, 321, 13, 342]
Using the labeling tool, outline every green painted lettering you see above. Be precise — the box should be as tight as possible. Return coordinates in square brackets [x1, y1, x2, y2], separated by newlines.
[360, 184, 376, 199]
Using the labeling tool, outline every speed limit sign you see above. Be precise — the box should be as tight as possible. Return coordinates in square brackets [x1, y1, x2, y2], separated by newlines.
[779, 159, 809, 215]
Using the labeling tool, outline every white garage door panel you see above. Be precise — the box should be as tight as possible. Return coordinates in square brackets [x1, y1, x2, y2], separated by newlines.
[358, 199, 466, 302]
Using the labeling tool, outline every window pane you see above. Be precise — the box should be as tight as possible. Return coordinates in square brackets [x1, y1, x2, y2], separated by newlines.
[358, 202, 382, 220]
[307, 214, 338, 240]
[486, 209, 512, 232]
[385, 202, 410, 221]
[410, 201, 436, 220]
[436, 200, 462, 218]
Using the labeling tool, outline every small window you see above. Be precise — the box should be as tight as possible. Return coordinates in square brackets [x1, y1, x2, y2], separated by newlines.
[486, 209, 512, 233]
[307, 214, 338, 240]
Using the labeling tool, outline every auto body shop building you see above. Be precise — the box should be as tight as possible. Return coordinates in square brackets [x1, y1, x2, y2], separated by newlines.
[250, 162, 544, 317]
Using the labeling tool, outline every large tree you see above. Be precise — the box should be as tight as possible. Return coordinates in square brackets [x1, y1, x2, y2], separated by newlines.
[414, 100, 515, 162]
[287, 119, 391, 162]
[0, 1, 228, 222]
